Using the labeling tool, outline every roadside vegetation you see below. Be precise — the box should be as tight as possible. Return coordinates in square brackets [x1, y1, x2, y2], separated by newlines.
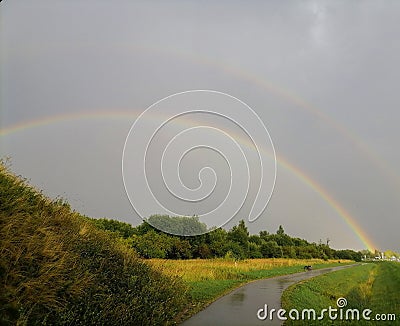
[0, 162, 187, 325]
[282, 262, 400, 325]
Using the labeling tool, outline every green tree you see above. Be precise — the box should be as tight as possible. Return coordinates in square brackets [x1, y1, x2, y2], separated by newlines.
[92, 218, 136, 238]
[277, 225, 285, 235]
[167, 238, 192, 259]
[224, 241, 246, 260]
[207, 228, 228, 257]
[282, 246, 296, 258]
[197, 243, 212, 259]
[260, 240, 281, 258]
[248, 242, 262, 258]
[129, 231, 171, 258]
[147, 215, 208, 235]
[227, 220, 249, 257]
[249, 234, 262, 245]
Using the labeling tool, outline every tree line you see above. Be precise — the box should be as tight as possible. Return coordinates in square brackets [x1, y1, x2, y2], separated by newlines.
[91, 215, 364, 261]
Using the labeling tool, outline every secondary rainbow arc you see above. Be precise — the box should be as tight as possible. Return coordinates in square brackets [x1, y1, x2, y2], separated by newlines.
[0, 110, 377, 251]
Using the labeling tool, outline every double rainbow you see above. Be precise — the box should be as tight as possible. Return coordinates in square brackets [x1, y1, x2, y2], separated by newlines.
[0, 110, 377, 252]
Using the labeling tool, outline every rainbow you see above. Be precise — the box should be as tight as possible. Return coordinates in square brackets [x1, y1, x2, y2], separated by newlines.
[0, 110, 377, 251]
[14, 42, 399, 185]
[278, 155, 376, 252]
[125, 44, 400, 187]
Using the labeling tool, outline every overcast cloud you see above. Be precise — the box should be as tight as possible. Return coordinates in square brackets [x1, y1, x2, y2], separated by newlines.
[1, 1, 400, 251]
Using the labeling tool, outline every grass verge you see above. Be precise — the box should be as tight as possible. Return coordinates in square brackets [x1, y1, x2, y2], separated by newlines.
[282, 262, 400, 325]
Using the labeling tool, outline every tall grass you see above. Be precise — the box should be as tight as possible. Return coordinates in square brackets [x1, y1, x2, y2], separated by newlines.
[148, 258, 349, 282]
[0, 162, 188, 325]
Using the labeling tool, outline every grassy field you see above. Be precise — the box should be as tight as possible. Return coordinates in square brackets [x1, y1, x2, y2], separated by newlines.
[148, 258, 353, 322]
[282, 262, 400, 325]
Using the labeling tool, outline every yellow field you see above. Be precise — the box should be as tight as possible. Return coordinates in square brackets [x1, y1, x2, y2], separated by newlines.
[148, 258, 347, 282]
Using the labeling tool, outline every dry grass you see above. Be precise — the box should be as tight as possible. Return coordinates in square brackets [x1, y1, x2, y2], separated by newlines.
[148, 258, 346, 282]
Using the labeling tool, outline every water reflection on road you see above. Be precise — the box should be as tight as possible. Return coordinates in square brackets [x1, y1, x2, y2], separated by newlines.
[182, 265, 355, 326]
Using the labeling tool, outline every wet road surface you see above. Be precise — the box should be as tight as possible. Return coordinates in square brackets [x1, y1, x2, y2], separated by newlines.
[182, 264, 356, 326]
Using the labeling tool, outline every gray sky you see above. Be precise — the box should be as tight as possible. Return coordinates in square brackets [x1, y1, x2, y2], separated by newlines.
[1, 0, 400, 251]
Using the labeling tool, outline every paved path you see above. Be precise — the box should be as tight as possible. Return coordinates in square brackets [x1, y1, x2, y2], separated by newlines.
[182, 264, 356, 326]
